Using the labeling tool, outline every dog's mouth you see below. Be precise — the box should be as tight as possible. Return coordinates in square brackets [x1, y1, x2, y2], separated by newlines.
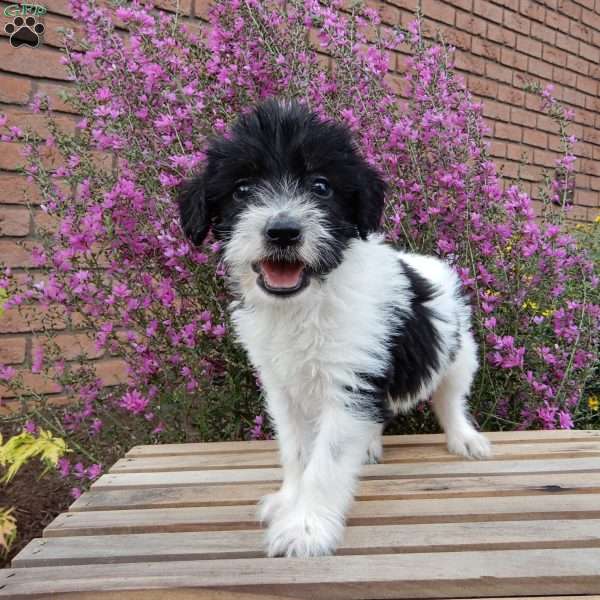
[254, 259, 309, 296]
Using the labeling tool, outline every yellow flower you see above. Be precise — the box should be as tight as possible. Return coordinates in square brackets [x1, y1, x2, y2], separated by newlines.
[588, 396, 599, 411]
[595, 215, 600, 224]
[522, 300, 539, 311]
[0, 289, 7, 319]
[541, 309, 553, 318]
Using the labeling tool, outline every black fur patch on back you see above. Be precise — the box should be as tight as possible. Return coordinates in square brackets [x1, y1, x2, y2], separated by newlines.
[350, 259, 445, 423]
[385, 260, 443, 400]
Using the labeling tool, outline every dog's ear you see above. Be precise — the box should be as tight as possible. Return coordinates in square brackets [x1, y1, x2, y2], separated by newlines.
[355, 165, 386, 239]
[178, 174, 212, 245]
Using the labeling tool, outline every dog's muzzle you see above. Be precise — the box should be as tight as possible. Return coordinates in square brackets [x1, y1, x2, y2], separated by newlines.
[254, 216, 309, 296]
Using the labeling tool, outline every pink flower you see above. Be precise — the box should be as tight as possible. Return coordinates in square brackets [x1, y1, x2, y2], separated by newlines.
[119, 389, 150, 414]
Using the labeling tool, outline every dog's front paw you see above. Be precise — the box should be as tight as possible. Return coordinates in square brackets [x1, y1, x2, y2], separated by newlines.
[363, 435, 383, 464]
[447, 428, 492, 460]
[265, 506, 343, 557]
[258, 489, 295, 524]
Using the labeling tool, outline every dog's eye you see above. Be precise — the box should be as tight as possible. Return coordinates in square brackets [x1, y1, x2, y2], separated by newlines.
[233, 181, 253, 201]
[311, 177, 332, 199]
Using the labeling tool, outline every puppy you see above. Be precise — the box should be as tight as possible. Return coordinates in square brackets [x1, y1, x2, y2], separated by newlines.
[179, 100, 491, 558]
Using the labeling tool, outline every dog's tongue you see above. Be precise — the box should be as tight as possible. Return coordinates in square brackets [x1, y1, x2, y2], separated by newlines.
[261, 260, 304, 289]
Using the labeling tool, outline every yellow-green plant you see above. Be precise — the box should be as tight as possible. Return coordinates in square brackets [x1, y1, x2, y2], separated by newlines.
[0, 429, 69, 556]
[0, 508, 17, 556]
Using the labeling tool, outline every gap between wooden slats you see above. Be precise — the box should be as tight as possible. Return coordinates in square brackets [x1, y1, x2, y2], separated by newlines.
[44, 494, 600, 537]
[71, 471, 600, 511]
[125, 430, 600, 457]
[12, 519, 600, 567]
[112, 441, 600, 473]
[2, 548, 600, 598]
[92, 456, 600, 490]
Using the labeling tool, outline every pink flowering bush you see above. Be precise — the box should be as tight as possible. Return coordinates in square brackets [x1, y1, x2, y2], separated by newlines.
[0, 0, 598, 492]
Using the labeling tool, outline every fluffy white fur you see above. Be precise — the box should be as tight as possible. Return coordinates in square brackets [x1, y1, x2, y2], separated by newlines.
[231, 232, 491, 557]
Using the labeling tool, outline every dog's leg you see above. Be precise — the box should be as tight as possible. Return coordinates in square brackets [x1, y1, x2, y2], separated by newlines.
[431, 332, 491, 460]
[364, 422, 384, 464]
[266, 404, 379, 557]
[258, 389, 306, 525]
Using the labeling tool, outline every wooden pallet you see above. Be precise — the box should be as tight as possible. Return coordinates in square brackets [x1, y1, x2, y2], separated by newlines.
[3, 430, 600, 599]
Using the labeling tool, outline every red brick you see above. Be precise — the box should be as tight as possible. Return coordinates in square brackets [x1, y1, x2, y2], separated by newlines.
[445, 0, 473, 9]
[37, 13, 85, 50]
[0, 239, 36, 268]
[495, 121, 522, 141]
[545, 9, 570, 31]
[37, 332, 105, 361]
[422, 0, 456, 25]
[523, 129, 548, 148]
[0, 337, 27, 365]
[516, 35, 541, 57]
[468, 76, 499, 98]
[531, 22, 556, 44]
[520, 0, 545, 21]
[504, 10, 530, 34]
[0, 175, 43, 205]
[155, 0, 193, 14]
[553, 66, 577, 87]
[2, 108, 76, 139]
[542, 45, 567, 66]
[555, 31, 579, 53]
[455, 12, 486, 36]
[454, 50, 485, 75]
[506, 142, 528, 161]
[579, 41, 600, 63]
[533, 148, 558, 167]
[570, 20, 592, 43]
[94, 358, 130, 386]
[497, 84, 525, 106]
[2, 46, 69, 80]
[473, 0, 503, 22]
[34, 81, 78, 114]
[486, 23, 516, 46]
[500, 47, 528, 70]
[0, 143, 24, 171]
[0, 369, 63, 398]
[472, 37, 501, 61]
[0, 206, 31, 236]
[486, 62, 513, 83]
[0, 74, 32, 104]
[577, 75, 597, 96]
[558, 0, 582, 19]
[511, 107, 537, 127]
[483, 100, 510, 121]
[488, 140, 506, 158]
[537, 114, 557, 133]
[527, 57, 553, 80]
[563, 87, 587, 108]
[491, 0, 518, 9]
[567, 53, 588, 75]
[581, 7, 599, 33]
[0, 305, 67, 334]
[519, 163, 543, 181]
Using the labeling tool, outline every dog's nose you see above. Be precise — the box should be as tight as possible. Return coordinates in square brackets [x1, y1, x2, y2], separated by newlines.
[265, 218, 302, 246]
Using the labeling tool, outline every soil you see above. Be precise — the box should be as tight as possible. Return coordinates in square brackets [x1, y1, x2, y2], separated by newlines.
[0, 461, 72, 568]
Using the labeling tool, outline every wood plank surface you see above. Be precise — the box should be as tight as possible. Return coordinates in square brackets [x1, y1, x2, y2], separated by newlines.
[9, 430, 600, 598]
[2, 548, 600, 598]
[44, 494, 600, 537]
[112, 440, 600, 473]
[13, 519, 600, 567]
[93, 456, 600, 490]
[71, 471, 600, 511]
[125, 430, 600, 457]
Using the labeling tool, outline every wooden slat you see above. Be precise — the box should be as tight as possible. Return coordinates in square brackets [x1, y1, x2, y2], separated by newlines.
[125, 430, 600, 457]
[44, 494, 600, 537]
[2, 548, 600, 597]
[71, 471, 600, 511]
[13, 519, 600, 567]
[93, 456, 600, 489]
[112, 441, 600, 472]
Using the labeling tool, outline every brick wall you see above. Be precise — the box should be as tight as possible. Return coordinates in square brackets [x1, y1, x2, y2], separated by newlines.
[1, 0, 599, 405]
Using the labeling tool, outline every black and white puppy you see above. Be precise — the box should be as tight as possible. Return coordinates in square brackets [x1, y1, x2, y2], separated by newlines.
[179, 100, 491, 558]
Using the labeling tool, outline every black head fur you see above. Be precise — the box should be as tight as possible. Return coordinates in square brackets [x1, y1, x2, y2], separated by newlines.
[178, 100, 386, 246]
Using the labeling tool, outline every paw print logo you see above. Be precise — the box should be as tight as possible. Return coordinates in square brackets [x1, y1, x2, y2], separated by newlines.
[4, 15, 44, 48]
